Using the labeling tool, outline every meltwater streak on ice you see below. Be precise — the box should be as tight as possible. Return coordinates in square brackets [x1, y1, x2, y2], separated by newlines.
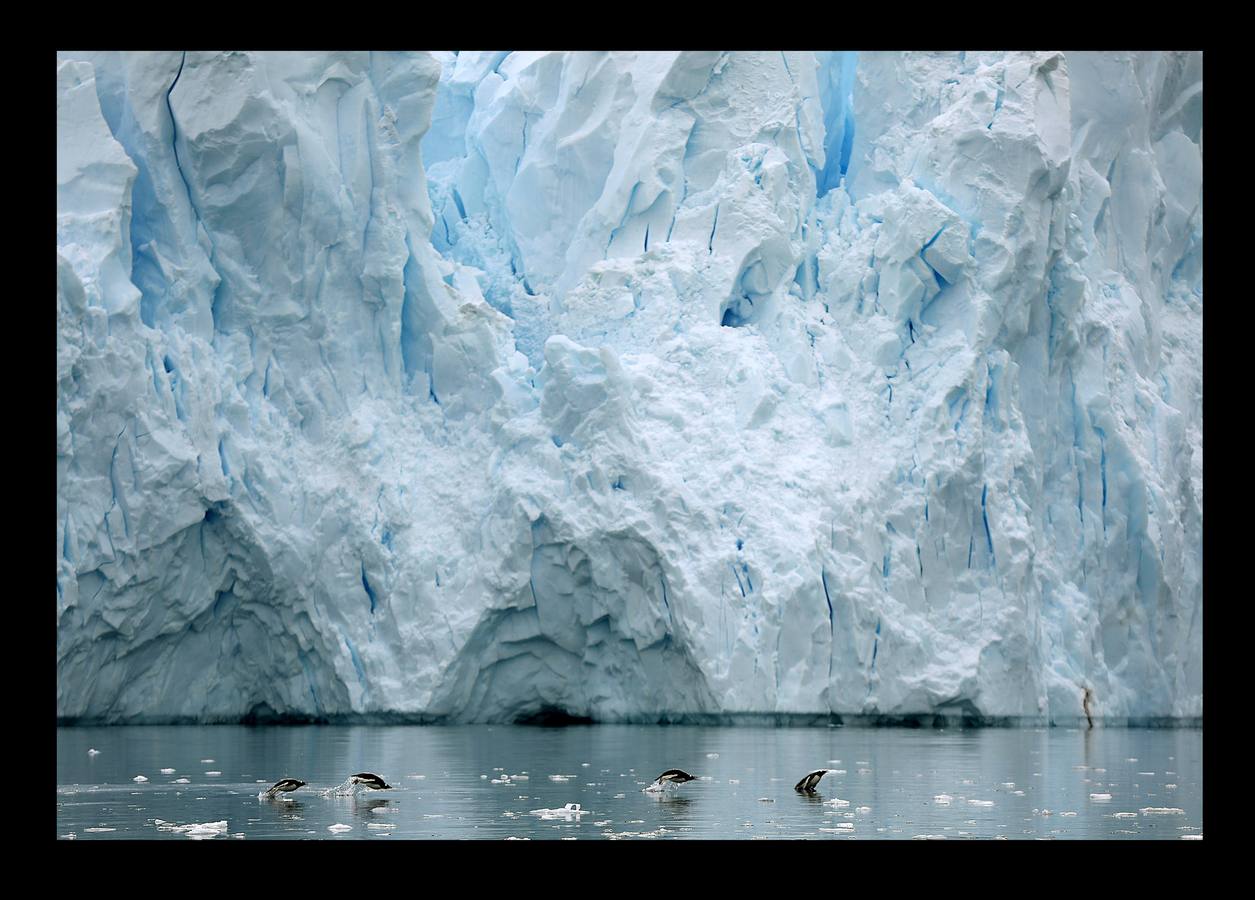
[56, 725, 1203, 840]
[56, 51, 1201, 725]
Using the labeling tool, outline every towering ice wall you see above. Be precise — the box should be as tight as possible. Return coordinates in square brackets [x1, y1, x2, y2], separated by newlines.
[56, 51, 1202, 723]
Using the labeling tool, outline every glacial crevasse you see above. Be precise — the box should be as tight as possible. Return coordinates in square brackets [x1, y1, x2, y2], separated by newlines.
[56, 50, 1202, 723]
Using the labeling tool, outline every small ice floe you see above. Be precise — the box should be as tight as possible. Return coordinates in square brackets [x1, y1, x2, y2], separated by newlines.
[328, 823, 353, 833]
[173, 778, 190, 784]
[490, 776, 512, 784]
[825, 798, 850, 808]
[1089, 793, 1113, 800]
[706, 753, 720, 759]
[1060, 811, 1077, 817]
[1138, 772, 1155, 776]
[156, 820, 228, 839]
[1180, 834, 1203, 840]
[969, 799, 995, 807]
[84, 827, 116, 833]
[160, 768, 176, 775]
[613, 793, 626, 799]
[1113, 812, 1138, 819]
[830, 769, 847, 775]
[758, 797, 773, 803]
[505, 836, 530, 841]
[933, 794, 954, 804]
[367, 823, 397, 829]
[512, 774, 529, 781]
[133, 775, 148, 783]
[530, 803, 588, 820]
[582, 763, 590, 767]
[205, 771, 222, 777]
[820, 824, 855, 833]
[548, 775, 573, 782]
[828, 759, 841, 765]
[1139, 807, 1185, 816]
[1126, 758, 1138, 762]
[61, 833, 77, 840]
[200, 759, 214, 764]
[912, 834, 947, 840]
[407, 774, 426, 780]
[1094, 768, 1106, 773]
[480, 774, 488, 779]
[1012, 790, 1025, 796]
[1165, 784, 1178, 790]
[370, 806, 396, 815]
[87, 749, 100, 756]
[1000, 782, 1015, 788]
[1165, 771, 1177, 775]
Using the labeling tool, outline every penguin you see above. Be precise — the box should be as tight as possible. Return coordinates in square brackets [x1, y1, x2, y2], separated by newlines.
[264, 777, 306, 798]
[653, 769, 697, 785]
[349, 772, 393, 790]
[794, 769, 833, 793]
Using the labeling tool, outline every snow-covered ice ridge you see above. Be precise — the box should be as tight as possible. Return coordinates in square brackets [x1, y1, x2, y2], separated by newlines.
[57, 51, 1202, 724]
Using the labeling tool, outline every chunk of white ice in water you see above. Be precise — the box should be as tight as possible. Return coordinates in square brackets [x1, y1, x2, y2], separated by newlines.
[133, 775, 148, 782]
[706, 753, 719, 759]
[934, 794, 953, 804]
[530, 803, 587, 820]
[1139, 807, 1185, 815]
[328, 824, 353, 833]
[200, 759, 214, 764]
[174, 778, 190, 784]
[205, 771, 222, 776]
[160, 768, 176, 775]
[1090, 793, 1113, 800]
[87, 749, 100, 756]
[969, 799, 994, 806]
[825, 798, 850, 808]
[1180, 834, 1203, 840]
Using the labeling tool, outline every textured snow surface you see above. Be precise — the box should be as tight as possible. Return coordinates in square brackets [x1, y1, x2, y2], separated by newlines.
[56, 51, 1202, 723]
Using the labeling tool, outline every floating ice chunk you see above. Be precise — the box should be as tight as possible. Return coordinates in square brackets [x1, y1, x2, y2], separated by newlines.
[933, 794, 953, 804]
[1000, 782, 1015, 788]
[758, 797, 773, 802]
[367, 823, 397, 829]
[84, 827, 116, 832]
[173, 778, 190, 784]
[548, 775, 573, 782]
[1060, 812, 1077, 817]
[1012, 791, 1025, 796]
[61, 833, 77, 840]
[613, 793, 626, 799]
[969, 799, 994, 807]
[1165, 784, 1178, 790]
[205, 771, 222, 776]
[1113, 812, 1138, 818]
[530, 803, 588, 820]
[200, 759, 214, 764]
[1138, 772, 1155, 776]
[160, 768, 176, 775]
[407, 774, 426, 780]
[132, 775, 148, 782]
[1180, 834, 1203, 840]
[825, 798, 850, 808]
[1089, 793, 1112, 800]
[913, 834, 947, 840]
[706, 753, 720, 759]
[328, 823, 353, 833]
[1139, 807, 1185, 815]
[87, 749, 99, 756]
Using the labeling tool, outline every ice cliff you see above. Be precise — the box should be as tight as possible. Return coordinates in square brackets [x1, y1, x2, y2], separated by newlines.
[56, 51, 1202, 724]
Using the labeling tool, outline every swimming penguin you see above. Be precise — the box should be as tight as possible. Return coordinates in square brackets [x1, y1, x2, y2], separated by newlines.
[349, 772, 393, 790]
[794, 769, 833, 793]
[264, 778, 307, 798]
[653, 769, 697, 785]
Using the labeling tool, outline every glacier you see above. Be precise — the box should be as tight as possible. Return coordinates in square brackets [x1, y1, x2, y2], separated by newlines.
[56, 50, 1202, 725]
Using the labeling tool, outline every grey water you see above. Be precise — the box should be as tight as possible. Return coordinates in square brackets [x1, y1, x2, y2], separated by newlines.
[56, 725, 1202, 840]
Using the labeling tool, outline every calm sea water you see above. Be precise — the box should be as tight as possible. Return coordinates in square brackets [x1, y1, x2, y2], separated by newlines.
[56, 725, 1202, 840]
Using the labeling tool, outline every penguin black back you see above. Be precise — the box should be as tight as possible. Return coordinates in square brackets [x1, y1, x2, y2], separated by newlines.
[655, 769, 696, 784]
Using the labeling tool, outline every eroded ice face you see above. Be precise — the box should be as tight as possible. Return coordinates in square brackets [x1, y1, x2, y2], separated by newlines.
[56, 50, 1201, 725]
